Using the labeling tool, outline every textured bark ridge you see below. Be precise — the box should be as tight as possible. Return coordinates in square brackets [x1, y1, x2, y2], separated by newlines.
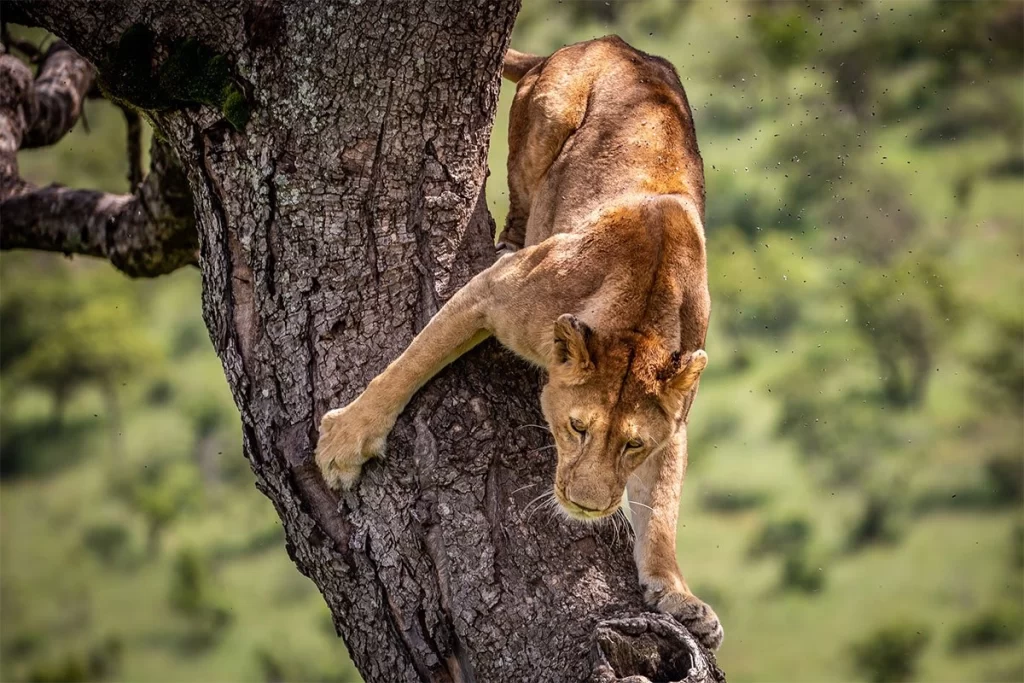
[10, 1, 725, 680]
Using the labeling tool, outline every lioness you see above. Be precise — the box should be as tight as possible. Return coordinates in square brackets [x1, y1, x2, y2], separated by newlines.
[317, 36, 721, 649]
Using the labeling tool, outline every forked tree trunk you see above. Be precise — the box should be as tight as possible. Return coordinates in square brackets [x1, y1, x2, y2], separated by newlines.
[10, 2, 724, 680]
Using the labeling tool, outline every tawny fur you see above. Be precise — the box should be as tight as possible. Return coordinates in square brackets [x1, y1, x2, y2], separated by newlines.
[316, 36, 722, 650]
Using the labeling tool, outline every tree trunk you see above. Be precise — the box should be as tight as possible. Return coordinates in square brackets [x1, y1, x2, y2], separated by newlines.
[9, 2, 725, 681]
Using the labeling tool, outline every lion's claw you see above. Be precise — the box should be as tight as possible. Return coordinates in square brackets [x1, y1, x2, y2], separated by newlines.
[645, 583, 724, 651]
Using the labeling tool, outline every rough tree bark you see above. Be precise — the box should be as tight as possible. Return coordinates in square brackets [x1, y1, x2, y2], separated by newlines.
[4, 2, 724, 681]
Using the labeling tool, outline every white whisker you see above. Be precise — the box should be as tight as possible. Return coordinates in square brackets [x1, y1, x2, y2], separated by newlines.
[525, 490, 559, 522]
[523, 490, 550, 516]
[628, 500, 655, 513]
[511, 482, 539, 496]
[529, 492, 560, 523]
[617, 512, 636, 543]
[516, 424, 552, 433]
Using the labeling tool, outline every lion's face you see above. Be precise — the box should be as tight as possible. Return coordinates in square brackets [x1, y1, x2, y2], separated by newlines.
[539, 314, 706, 520]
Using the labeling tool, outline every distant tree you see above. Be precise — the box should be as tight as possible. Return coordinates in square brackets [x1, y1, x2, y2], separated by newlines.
[110, 455, 199, 556]
[168, 548, 232, 650]
[849, 623, 930, 683]
[851, 257, 955, 408]
[972, 313, 1024, 410]
[0, 264, 158, 457]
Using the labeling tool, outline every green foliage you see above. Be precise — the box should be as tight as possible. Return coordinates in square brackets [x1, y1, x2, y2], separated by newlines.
[779, 548, 825, 594]
[110, 455, 200, 555]
[158, 39, 232, 106]
[850, 624, 930, 683]
[950, 605, 1024, 653]
[749, 7, 816, 69]
[846, 493, 902, 552]
[13, 298, 158, 396]
[748, 515, 826, 593]
[24, 637, 122, 683]
[168, 549, 233, 651]
[0, 262, 159, 415]
[253, 646, 353, 683]
[984, 452, 1024, 505]
[208, 522, 285, 564]
[707, 227, 804, 338]
[850, 257, 956, 408]
[81, 521, 133, 566]
[748, 516, 811, 559]
[972, 313, 1024, 409]
[220, 89, 251, 130]
[699, 486, 769, 514]
[776, 373, 899, 486]
[157, 39, 250, 130]
[0, 411, 94, 478]
[1012, 523, 1024, 570]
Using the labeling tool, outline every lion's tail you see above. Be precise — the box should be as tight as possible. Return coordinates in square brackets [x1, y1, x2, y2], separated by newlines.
[502, 48, 545, 83]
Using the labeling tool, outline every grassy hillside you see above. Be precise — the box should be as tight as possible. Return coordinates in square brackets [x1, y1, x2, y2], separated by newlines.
[3, 3, 1022, 682]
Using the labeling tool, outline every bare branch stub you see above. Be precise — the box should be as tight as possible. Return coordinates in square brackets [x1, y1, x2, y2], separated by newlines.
[591, 614, 726, 683]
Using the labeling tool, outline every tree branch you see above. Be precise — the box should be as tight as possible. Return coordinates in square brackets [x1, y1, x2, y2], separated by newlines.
[0, 33, 197, 277]
[1, 138, 198, 277]
[0, 48, 34, 198]
[20, 40, 94, 149]
[1, 22, 44, 63]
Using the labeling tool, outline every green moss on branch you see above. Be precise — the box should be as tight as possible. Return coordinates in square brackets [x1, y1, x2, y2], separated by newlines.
[99, 26, 251, 131]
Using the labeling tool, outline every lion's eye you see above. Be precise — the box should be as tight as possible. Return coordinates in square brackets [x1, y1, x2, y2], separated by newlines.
[569, 418, 587, 435]
[625, 437, 644, 450]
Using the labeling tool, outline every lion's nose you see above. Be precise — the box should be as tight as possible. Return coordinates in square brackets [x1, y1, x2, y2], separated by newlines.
[565, 481, 614, 513]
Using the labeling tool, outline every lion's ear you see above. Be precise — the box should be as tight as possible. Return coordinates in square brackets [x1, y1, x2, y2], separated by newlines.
[552, 314, 594, 371]
[662, 349, 707, 405]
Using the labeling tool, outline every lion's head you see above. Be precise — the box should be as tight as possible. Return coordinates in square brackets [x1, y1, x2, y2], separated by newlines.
[539, 313, 706, 520]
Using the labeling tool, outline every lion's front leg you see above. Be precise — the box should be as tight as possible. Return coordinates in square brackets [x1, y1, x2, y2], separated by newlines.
[316, 235, 571, 490]
[627, 428, 724, 650]
[316, 273, 493, 489]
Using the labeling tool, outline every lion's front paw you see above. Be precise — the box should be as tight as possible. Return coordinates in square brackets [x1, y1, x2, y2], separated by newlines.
[645, 583, 724, 651]
[315, 403, 391, 490]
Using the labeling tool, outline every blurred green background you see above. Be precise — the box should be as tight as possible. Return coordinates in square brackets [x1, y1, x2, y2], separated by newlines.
[2, 2, 1022, 682]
